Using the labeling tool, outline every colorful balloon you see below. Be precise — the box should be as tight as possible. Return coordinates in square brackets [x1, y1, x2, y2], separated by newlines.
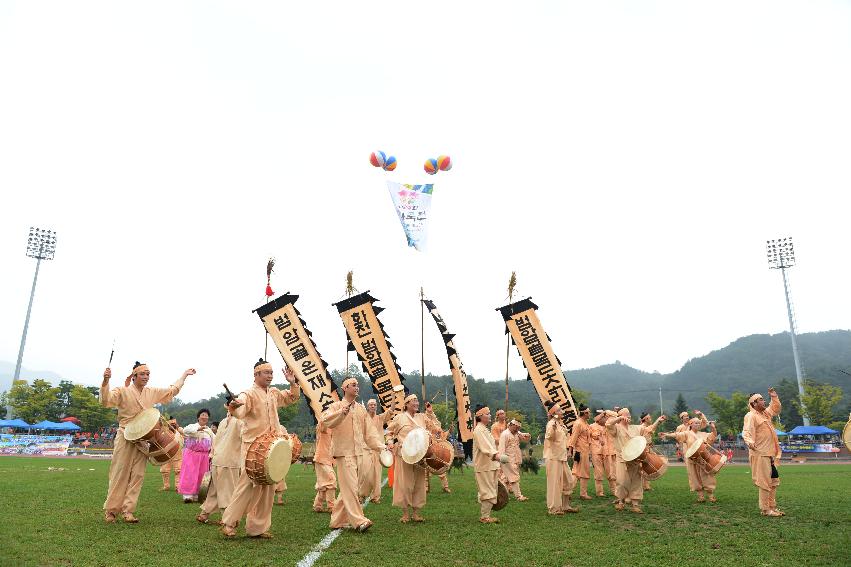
[424, 158, 438, 175]
[383, 156, 397, 171]
[370, 151, 386, 168]
[437, 155, 452, 171]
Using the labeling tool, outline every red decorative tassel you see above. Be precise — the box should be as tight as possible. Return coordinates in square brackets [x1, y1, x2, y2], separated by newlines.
[266, 284, 274, 297]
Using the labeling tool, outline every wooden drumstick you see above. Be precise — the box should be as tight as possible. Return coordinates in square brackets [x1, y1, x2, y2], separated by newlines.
[223, 383, 237, 404]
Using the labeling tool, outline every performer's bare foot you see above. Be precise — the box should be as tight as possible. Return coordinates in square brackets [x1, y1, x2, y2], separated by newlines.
[516, 496, 529, 502]
[369, 498, 380, 504]
[356, 520, 373, 533]
[313, 506, 324, 513]
[442, 487, 451, 493]
[580, 495, 593, 500]
[104, 512, 116, 523]
[762, 509, 782, 517]
[221, 524, 237, 537]
[773, 508, 785, 516]
[479, 517, 499, 524]
[159, 486, 170, 491]
[196, 513, 209, 524]
[631, 505, 643, 514]
[412, 515, 425, 522]
[249, 532, 273, 539]
[644, 486, 652, 491]
[548, 510, 565, 516]
[696, 497, 706, 503]
[597, 492, 605, 497]
[564, 505, 579, 513]
[614, 501, 624, 511]
[122, 513, 139, 523]
[399, 515, 410, 523]
[708, 495, 717, 503]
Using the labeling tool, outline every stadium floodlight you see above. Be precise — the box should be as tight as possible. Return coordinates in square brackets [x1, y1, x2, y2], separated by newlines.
[13, 227, 58, 384]
[766, 237, 808, 426]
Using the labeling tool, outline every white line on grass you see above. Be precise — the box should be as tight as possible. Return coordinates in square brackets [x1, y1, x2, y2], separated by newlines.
[296, 477, 388, 567]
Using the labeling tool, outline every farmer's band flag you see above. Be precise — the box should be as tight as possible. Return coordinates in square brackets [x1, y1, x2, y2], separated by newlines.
[387, 181, 433, 252]
[256, 294, 340, 421]
[497, 298, 579, 432]
[422, 298, 474, 443]
[334, 292, 407, 416]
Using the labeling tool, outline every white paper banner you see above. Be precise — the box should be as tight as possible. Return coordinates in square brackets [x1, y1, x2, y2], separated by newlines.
[387, 181, 433, 252]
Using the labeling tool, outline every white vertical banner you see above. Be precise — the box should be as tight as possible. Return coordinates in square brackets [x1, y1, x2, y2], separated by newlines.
[386, 181, 433, 252]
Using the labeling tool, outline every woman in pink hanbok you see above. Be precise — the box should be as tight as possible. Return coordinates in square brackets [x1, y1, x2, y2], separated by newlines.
[178, 408, 215, 503]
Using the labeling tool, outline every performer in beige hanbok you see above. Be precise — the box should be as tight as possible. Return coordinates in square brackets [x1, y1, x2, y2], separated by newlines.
[320, 378, 386, 532]
[606, 408, 645, 513]
[198, 407, 243, 524]
[639, 412, 666, 491]
[544, 402, 578, 515]
[100, 362, 196, 523]
[742, 388, 783, 517]
[567, 405, 592, 500]
[312, 422, 336, 513]
[472, 405, 502, 523]
[590, 412, 617, 497]
[387, 394, 429, 523]
[360, 398, 394, 502]
[661, 419, 718, 502]
[220, 360, 300, 539]
[498, 419, 529, 501]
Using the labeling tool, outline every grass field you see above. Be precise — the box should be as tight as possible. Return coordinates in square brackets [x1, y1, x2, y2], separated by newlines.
[0, 457, 848, 567]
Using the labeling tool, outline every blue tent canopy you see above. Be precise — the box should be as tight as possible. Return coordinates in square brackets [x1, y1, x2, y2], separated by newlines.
[31, 420, 59, 429]
[0, 419, 33, 429]
[53, 422, 81, 431]
[786, 425, 838, 435]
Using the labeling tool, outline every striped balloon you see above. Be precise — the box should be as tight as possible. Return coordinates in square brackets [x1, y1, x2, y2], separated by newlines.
[437, 155, 452, 171]
[370, 151, 386, 168]
[383, 156, 397, 171]
[424, 158, 438, 175]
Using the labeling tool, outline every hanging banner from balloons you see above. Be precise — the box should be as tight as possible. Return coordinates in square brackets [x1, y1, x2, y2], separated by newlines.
[386, 181, 433, 252]
[422, 298, 473, 444]
[334, 291, 408, 416]
[496, 298, 579, 433]
[255, 294, 340, 422]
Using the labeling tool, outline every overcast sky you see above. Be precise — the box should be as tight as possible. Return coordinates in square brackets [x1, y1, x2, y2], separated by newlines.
[2, 1, 849, 403]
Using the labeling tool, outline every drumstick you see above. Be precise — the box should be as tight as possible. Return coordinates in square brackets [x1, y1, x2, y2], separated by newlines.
[223, 383, 237, 404]
[108, 338, 115, 366]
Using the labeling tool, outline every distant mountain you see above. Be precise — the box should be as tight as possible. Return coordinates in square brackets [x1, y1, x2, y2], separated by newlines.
[0, 361, 65, 394]
[4, 329, 850, 427]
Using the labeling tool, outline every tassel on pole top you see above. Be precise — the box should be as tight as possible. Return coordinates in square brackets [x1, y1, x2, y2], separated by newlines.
[345, 270, 356, 298]
[265, 258, 275, 297]
[507, 271, 517, 302]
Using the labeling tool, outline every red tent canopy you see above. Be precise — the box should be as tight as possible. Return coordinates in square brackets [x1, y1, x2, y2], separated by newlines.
[60, 416, 81, 424]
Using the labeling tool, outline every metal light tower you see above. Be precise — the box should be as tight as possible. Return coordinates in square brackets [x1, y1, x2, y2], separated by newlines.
[766, 237, 809, 426]
[13, 227, 58, 383]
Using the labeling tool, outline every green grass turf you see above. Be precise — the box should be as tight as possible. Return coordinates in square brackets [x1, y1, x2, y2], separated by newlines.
[0, 458, 848, 567]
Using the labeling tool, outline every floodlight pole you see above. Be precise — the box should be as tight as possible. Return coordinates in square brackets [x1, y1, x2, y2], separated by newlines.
[779, 265, 808, 425]
[13, 228, 57, 384]
[766, 237, 809, 426]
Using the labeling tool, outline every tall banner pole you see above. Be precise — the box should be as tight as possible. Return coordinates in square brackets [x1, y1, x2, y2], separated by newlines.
[505, 272, 516, 413]
[264, 258, 275, 359]
[420, 287, 426, 403]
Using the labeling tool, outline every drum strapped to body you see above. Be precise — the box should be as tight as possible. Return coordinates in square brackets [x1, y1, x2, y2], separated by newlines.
[286, 433, 303, 464]
[493, 481, 510, 511]
[379, 448, 394, 468]
[685, 438, 727, 474]
[123, 408, 181, 466]
[622, 436, 668, 481]
[842, 414, 851, 452]
[245, 432, 292, 485]
[198, 471, 212, 504]
[401, 428, 453, 475]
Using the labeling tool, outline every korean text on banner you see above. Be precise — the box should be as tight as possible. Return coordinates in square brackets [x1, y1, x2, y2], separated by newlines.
[497, 298, 579, 433]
